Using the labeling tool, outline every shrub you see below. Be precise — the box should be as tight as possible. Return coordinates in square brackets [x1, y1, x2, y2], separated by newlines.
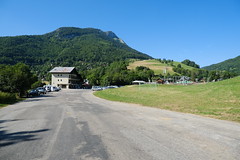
[31, 81, 46, 89]
[0, 92, 17, 104]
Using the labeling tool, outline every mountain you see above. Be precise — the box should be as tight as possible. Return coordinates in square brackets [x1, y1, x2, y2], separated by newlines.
[203, 56, 240, 75]
[0, 27, 152, 77]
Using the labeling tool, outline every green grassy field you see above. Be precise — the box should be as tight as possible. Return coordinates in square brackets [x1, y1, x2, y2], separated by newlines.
[94, 76, 240, 122]
[0, 104, 6, 108]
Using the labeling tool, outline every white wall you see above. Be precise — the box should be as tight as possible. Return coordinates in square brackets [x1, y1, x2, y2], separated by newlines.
[51, 74, 70, 86]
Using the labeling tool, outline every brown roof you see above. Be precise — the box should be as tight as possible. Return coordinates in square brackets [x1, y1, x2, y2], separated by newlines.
[49, 67, 75, 73]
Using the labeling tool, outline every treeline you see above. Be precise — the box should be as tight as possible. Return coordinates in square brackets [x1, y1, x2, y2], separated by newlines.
[172, 64, 237, 82]
[181, 59, 200, 68]
[156, 58, 174, 66]
[157, 58, 200, 68]
[85, 61, 154, 86]
[0, 63, 38, 100]
[85, 59, 237, 85]
[155, 58, 236, 82]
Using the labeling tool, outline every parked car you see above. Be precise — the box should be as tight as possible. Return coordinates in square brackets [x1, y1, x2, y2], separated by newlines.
[27, 89, 40, 97]
[36, 87, 47, 94]
[91, 86, 103, 91]
[107, 85, 119, 89]
[102, 86, 109, 90]
[43, 85, 51, 92]
[51, 86, 60, 92]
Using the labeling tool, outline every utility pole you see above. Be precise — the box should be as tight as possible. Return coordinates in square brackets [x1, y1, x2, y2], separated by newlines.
[163, 67, 167, 82]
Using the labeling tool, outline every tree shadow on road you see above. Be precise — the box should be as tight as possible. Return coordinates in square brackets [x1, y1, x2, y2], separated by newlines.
[0, 119, 50, 147]
[24, 94, 55, 102]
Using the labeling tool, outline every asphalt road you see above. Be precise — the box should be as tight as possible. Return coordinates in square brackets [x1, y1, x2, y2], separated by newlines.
[0, 89, 240, 160]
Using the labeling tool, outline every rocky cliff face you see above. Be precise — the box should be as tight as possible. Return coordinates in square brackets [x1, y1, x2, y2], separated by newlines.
[105, 31, 125, 44]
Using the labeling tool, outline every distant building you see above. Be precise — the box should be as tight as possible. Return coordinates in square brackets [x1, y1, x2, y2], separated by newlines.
[49, 67, 82, 89]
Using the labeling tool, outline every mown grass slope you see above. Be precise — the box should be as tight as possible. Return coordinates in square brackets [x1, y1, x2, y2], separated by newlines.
[94, 76, 240, 122]
[128, 59, 194, 75]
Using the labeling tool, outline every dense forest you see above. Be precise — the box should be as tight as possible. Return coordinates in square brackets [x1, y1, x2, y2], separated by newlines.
[0, 27, 151, 80]
[86, 61, 154, 86]
[203, 56, 240, 74]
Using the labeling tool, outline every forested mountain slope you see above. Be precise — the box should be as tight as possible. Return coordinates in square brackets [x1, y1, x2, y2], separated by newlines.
[203, 56, 240, 75]
[0, 27, 151, 77]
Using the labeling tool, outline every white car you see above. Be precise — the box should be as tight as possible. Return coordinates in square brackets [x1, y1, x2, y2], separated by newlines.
[51, 86, 60, 92]
[43, 85, 51, 92]
[91, 86, 102, 91]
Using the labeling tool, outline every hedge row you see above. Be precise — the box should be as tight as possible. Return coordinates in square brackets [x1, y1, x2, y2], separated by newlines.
[0, 92, 17, 104]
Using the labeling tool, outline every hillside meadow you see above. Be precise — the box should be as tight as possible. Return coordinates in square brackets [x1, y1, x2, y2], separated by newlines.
[127, 59, 194, 75]
[94, 76, 240, 122]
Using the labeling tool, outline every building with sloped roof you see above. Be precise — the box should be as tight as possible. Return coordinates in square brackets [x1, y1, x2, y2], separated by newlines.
[49, 67, 82, 89]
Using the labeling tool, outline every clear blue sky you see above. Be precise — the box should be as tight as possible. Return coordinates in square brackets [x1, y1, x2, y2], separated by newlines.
[1, 0, 240, 67]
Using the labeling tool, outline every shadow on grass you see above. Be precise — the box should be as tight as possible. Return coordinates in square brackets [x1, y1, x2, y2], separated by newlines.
[0, 119, 50, 147]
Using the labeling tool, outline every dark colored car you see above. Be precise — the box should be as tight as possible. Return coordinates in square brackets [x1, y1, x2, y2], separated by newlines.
[27, 89, 40, 97]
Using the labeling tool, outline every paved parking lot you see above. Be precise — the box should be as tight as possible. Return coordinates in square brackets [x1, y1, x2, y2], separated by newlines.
[0, 89, 240, 160]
